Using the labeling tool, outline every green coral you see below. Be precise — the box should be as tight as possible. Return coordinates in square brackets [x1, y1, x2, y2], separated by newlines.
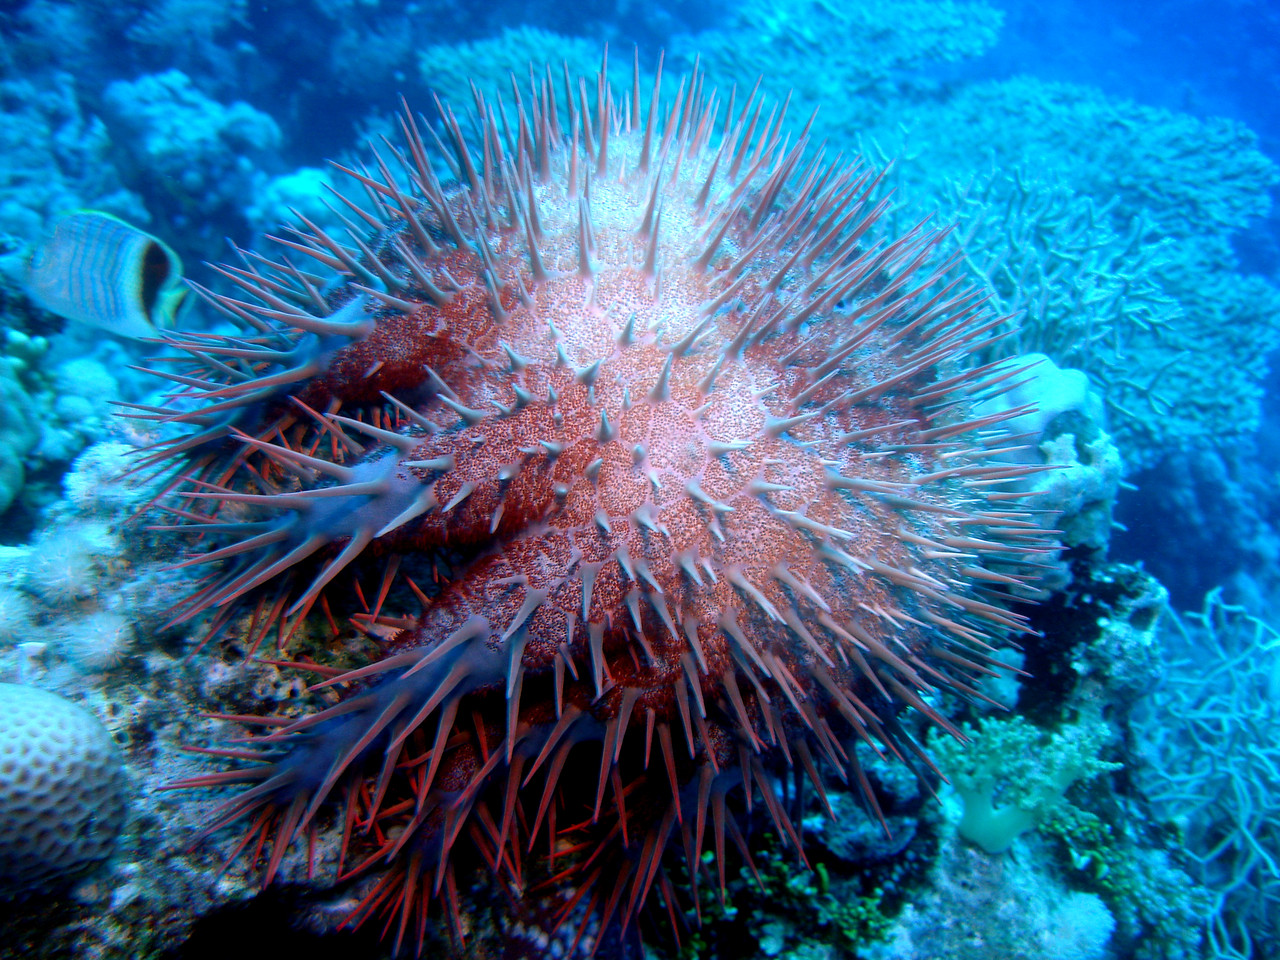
[1041, 807, 1209, 960]
[929, 716, 1120, 854]
[750, 856, 892, 954]
[672, 834, 898, 959]
[1044, 808, 1131, 897]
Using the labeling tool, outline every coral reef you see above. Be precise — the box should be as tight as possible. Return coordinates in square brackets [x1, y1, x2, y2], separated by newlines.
[0, 585, 34, 643]
[0, 71, 144, 241]
[685, 830, 905, 958]
[0, 4, 1274, 958]
[1040, 807, 1210, 960]
[124, 0, 247, 49]
[929, 716, 1118, 856]
[0, 683, 128, 896]
[1114, 447, 1280, 611]
[876, 77, 1280, 468]
[884, 77, 1276, 240]
[243, 167, 336, 237]
[0, 440, 189, 668]
[101, 70, 281, 258]
[971, 353, 1122, 593]
[879, 836, 1117, 960]
[939, 173, 1185, 462]
[0, 354, 39, 514]
[130, 52, 1058, 954]
[419, 26, 631, 111]
[0, 439, 289, 957]
[1004, 561, 1212, 959]
[682, 0, 1004, 137]
[667, 6, 1279, 473]
[0, 329, 137, 533]
[1136, 591, 1280, 959]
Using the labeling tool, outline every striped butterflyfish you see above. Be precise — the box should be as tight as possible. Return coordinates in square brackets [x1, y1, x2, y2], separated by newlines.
[25, 210, 188, 339]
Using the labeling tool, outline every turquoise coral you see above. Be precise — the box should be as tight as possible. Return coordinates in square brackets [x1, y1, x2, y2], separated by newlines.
[885, 77, 1276, 237]
[1136, 591, 1280, 958]
[0, 72, 145, 241]
[101, 70, 281, 259]
[683, 0, 1004, 135]
[419, 26, 636, 114]
[674, 10, 1280, 470]
[0, 356, 38, 514]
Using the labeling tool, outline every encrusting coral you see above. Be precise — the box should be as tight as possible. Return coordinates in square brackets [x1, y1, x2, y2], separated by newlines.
[133, 50, 1059, 954]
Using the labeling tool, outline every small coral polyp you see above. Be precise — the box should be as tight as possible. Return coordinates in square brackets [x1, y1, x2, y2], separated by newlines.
[143, 52, 1050, 953]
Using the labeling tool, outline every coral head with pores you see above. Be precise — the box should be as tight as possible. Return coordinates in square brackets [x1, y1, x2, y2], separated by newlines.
[137, 49, 1055, 954]
[0, 684, 128, 897]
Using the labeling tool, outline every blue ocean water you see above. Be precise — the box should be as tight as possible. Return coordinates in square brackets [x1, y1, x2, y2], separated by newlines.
[0, 1, 1277, 958]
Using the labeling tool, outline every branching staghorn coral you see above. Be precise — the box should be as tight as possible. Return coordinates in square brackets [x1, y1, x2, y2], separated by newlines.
[881, 77, 1278, 240]
[1137, 590, 1280, 959]
[1140, 236, 1280, 463]
[866, 78, 1280, 468]
[939, 171, 1188, 462]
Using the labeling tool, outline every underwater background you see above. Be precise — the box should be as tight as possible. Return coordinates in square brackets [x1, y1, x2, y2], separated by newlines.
[0, 1, 1278, 959]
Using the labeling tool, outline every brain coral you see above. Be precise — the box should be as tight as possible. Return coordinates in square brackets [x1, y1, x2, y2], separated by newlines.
[139, 52, 1053, 953]
[0, 683, 127, 896]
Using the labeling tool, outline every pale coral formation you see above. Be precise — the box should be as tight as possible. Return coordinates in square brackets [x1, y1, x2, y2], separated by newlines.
[876, 78, 1280, 467]
[55, 610, 135, 672]
[940, 173, 1187, 463]
[1137, 592, 1280, 957]
[0, 683, 128, 896]
[684, 0, 1004, 134]
[880, 839, 1116, 960]
[0, 72, 144, 241]
[419, 25, 633, 110]
[101, 70, 280, 254]
[972, 353, 1122, 592]
[929, 716, 1119, 855]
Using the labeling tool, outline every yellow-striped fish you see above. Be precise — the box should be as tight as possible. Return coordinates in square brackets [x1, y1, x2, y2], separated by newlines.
[25, 211, 188, 339]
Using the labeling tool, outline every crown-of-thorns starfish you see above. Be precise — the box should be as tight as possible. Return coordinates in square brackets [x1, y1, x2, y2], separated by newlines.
[138, 46, 1055, 957]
